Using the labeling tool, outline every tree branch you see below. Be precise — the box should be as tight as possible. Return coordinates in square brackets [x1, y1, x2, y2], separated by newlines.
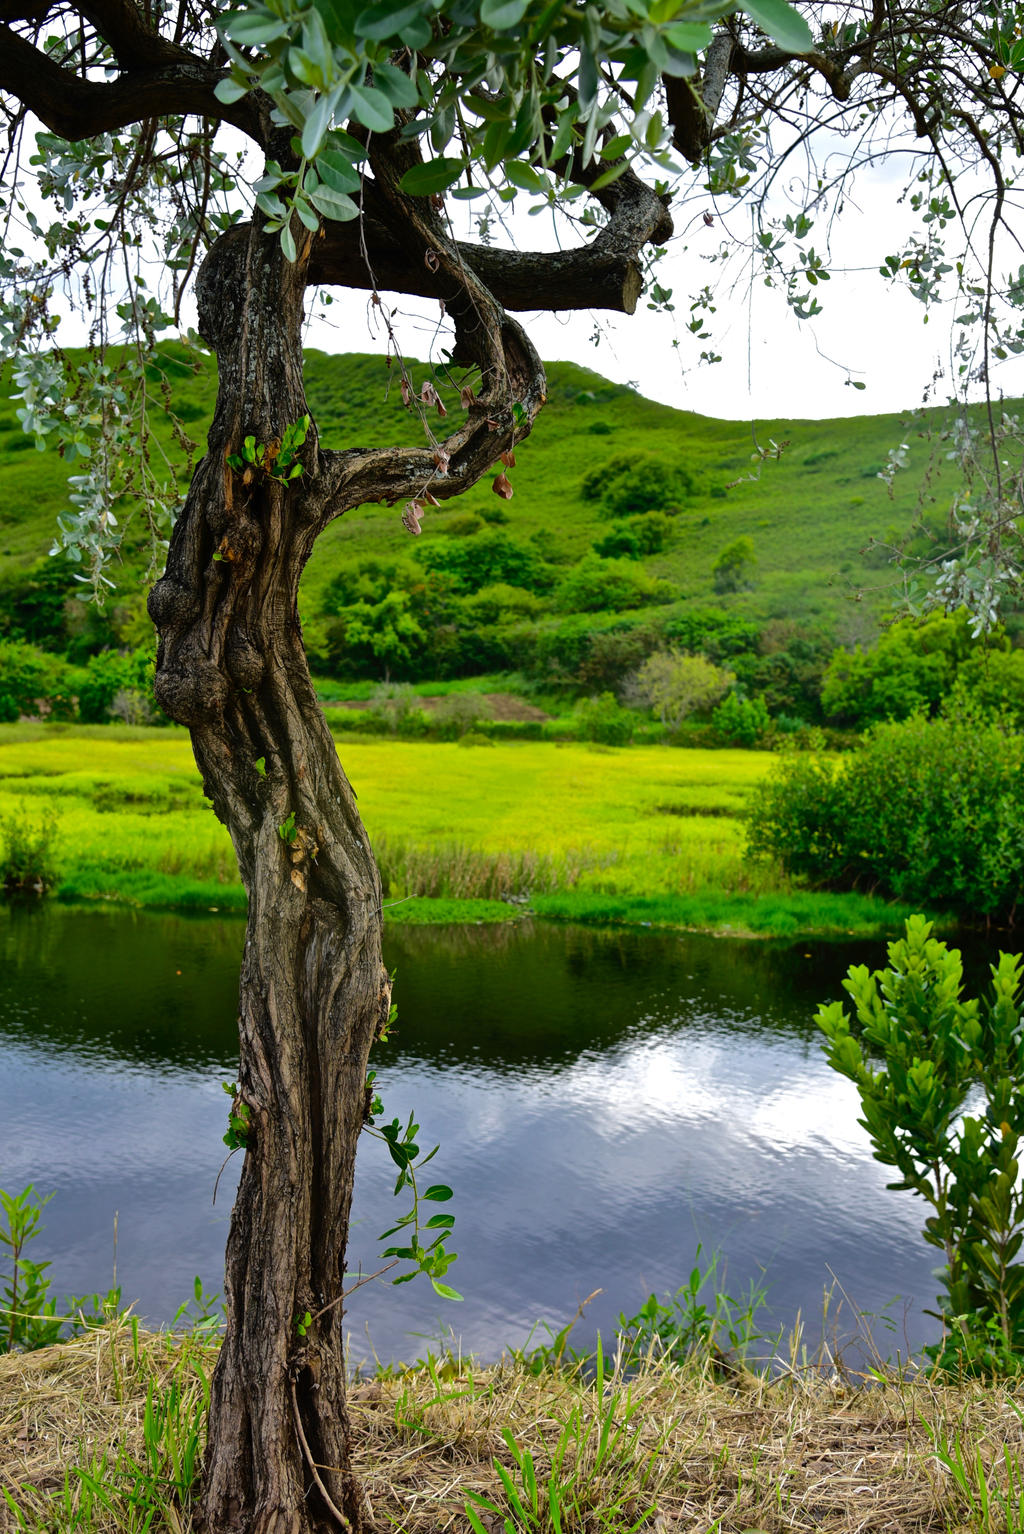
[0, 23, 263, 141]
[78, 0, 194, 69]
[310, 169, 672, 316]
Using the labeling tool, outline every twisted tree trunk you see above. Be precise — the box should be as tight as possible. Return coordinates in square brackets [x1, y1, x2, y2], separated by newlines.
[148, 202, 547, 1530]
[150, 221, 390, 1532]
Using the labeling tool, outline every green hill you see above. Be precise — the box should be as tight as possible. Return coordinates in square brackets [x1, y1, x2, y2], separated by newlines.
[0, 343, 987, 700]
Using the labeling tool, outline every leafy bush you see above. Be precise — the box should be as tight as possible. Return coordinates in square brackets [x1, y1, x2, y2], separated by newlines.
[592, 513, 672, 560]
[575, 623, 663, 693]
[580, 452, 693, 516]
[416, 531, 556, 595]
[712, 690, 771, 747]
[819, 916, 1024, 1374]
[747, 708, 1024, 920]
[821, 609, 991, 729]
[322, 593, 426, 678]
[365, 682, 428, 735]
[572, 692, 635, 746]
[751, 619, 833, 721]
[78, 647, 157, 723]
[460, 583, 545, 627]
[661, 608, 762, 669]
[712, 536, 756, 594]
[0, 638, 77, 721]
[433, 692, 494, 739]
[1, 805, 60, 894]
[554, 555, 675, 614]
[628, 649, 734, 731]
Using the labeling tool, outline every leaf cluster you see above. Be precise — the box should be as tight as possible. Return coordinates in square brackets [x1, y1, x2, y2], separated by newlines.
[818, 916, 1024, 1372]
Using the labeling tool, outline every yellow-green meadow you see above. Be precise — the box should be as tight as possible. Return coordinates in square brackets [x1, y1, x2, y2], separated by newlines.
[0, 724, 917, 935]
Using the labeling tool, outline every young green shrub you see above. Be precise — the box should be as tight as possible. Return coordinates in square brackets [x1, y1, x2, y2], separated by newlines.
[712, 535, 756, 594]
[366, 682, 428, 736]
[1, 1184, 121, 1352]
[77, 646, 157, 724]
[818, 916, 1024, 1374]
[746, 707, 1024, 921]
[572, 691, 635, 746]
[0, 804, 60, 894]
[616, 1244, 773, 1370]
[580, 451, 693, 516]
[553, 554, 675, 614]
[434, 692, 494, 740]
[712, 690, 771, 747]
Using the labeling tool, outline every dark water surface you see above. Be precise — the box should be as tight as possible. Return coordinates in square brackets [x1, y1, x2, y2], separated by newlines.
[0, 905, 954, 1365]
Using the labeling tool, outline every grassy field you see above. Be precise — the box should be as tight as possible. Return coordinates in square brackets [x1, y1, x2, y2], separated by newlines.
[0, 724, 922, 936]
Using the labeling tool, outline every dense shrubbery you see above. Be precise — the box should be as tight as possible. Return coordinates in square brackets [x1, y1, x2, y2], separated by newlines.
[747, 707, 1024, 920]
[0, 554, 119, 659]
[553, 554, 675, 613]
[592, 513, 672, 560]
[572, 692, 635, 745]
[415, 532, 557, 595]
[580, 452, 693, 517]
[712, 691, 771, 747]
[0, 639, 77, 721]
[820, 610, 1024, 728]
[78, 648, 159, 724]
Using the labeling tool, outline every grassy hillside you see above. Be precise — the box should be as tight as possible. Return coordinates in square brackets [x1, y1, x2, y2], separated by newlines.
[0, 342, 982, 649]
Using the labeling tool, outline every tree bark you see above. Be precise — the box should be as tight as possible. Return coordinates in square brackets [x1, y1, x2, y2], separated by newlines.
[149, 218, 390, 1533]
[148, 201, 546, 1531]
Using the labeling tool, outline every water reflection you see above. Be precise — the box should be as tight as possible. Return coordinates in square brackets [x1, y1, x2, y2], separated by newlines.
[0, 905, 955, 1364]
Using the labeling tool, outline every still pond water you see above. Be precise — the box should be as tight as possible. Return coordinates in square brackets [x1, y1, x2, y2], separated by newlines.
[0, 905, 961, 1366]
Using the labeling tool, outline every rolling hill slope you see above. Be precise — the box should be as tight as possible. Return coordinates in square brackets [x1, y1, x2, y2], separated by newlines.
[0, 343, 987, 670]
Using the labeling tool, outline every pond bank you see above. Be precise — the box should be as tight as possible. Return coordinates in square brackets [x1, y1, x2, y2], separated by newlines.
[1, 1320, 1019, 1534]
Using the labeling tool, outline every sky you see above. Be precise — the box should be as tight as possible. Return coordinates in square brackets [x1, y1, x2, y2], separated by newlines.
[301, 147, 1024, 425]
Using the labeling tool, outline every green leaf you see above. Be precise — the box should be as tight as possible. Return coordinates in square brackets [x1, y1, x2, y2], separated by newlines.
[356, 0, 424, 40]
[742, 0, 813, 53]
[318, 152, 362, 192]
[431, 1279, 464, 1300]
[398, 13, 431, 47]
[325, 128, 368, 162]
[220, 9, 289, 46]
[301, 93, 334, 161]
[663, 21, 712, 50]
[349, 83, 394, 133]
[293, 194, 320, 232]
[280, 222, 297, 263]
[399, 157, 466, 196]
[309, 185, 360, 221]
[422, 1183, 453, 1201]
[214, 75, 250, 105]
[373, 60, 419, 109]
[504, 160, 547, 193]
[480, 0, 528, 27]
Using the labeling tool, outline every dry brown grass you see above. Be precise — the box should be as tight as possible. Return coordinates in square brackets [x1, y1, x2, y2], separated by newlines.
[2, 1320, 1024, 1533]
